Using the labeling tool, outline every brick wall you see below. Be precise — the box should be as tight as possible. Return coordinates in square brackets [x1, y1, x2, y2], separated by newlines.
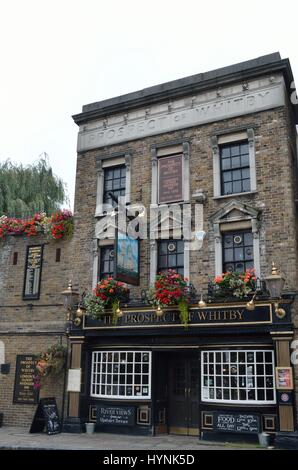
[0, 234, 72, 426]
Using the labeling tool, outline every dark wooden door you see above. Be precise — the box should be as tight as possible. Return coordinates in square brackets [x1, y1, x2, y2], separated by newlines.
[168, 354, 199, 435]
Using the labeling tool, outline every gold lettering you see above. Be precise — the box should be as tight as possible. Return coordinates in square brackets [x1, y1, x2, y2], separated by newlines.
[209, 311, 217, 321]
[198, 311, 207, 321]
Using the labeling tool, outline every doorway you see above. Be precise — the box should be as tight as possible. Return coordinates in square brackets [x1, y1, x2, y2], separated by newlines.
[168, 352, 200, 436]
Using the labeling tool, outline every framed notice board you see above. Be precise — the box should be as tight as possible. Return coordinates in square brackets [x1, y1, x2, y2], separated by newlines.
[13, 355, 39, 404]
[275, 367, 294, 390]
[23, 245, 44, 300]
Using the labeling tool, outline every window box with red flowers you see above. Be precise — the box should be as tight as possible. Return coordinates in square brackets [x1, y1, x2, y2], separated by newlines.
[210, 269, 257, 300]
[149, 269, 190, 327]
[0, 210, 73, 241]
[83, 277, 130, 325]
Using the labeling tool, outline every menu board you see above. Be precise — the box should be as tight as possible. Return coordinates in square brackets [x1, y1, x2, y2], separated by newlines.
[30, 397, 61, 435]
[158, 154, 183, 204]
[213, 412, 260, 434]
[13, 355, 39, 404]
[23, 245, 43, 299]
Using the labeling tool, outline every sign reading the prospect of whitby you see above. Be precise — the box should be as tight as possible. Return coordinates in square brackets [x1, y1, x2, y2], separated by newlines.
[115, 231, 140, 286]
[158, 154, 183, 204]
[13, 355, 39, 404]
[213, 412, 260, 434]
[85, 304, 272, 328]
[23, 245, 43, 300]
[97, 404, 135, 426]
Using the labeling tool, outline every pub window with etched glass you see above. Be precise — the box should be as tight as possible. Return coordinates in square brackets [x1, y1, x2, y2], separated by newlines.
[201, 350, 276, 404]
[223, 231, 254, 272]
[158, 240, 184, 276]
[90, 351, 152, 399]
[99, 246, 114, 280]
[103, 165, 126, 206]
[220, 141, 250, 195]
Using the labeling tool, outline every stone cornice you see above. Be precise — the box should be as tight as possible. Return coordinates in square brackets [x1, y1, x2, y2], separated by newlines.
[72, 54, 296, 125]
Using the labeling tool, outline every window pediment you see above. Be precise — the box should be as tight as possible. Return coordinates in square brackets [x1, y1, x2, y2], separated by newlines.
[211, 200, 260, 225]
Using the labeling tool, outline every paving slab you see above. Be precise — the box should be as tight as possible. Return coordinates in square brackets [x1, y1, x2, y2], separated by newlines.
[0, 426, 266, 450]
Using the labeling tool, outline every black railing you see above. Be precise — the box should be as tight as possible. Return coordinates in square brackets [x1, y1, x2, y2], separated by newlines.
[207, 277, 269, 299]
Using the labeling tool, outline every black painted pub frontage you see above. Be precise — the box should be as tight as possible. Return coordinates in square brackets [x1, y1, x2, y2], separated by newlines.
[66, 298, 296, 440]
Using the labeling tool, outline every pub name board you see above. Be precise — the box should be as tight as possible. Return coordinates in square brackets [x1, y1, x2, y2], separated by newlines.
[13, 355, 39, 404]
[85, 304, 272, 329]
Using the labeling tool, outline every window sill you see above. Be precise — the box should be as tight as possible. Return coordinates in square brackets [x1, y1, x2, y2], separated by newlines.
[213, 191, 258, 200]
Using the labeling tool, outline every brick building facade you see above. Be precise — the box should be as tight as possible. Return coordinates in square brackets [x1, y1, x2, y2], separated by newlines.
[0, 235, 71, 427]
[1, 52, 298, 443]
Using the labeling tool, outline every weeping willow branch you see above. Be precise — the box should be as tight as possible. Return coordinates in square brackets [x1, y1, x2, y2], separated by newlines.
[0, 154, 68, 217]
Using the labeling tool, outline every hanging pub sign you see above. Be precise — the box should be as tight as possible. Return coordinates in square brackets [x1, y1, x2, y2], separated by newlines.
[23, 245, 43, 300]
[13, 355, 39, 405]
[115, 231, 140, 286]
[158, 154, 183, 204]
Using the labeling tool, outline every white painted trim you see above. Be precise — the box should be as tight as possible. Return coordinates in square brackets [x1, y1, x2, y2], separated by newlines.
[95, 153, 131, 217]
[0, 341, 4, 364]
[213, 209, 260, 277]
[102, 156, 125, 168]
[184, 241, 190, 280]
[92, 239, 99, 289]
[247, 128, 257, 192]
[212, 128, 257, 197]
[150, 240, 157, 285]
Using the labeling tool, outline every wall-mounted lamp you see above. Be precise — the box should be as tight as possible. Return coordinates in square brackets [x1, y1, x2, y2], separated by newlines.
[198, 294, 207, 309]
[264, 262, 286, 319]
[61, 280, 84, 327]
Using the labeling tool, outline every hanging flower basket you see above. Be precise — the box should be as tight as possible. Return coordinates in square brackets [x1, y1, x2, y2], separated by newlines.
[33, 344, 67, 390]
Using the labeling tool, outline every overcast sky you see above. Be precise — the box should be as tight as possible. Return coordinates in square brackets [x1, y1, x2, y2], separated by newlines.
[0, 0, 297, 210]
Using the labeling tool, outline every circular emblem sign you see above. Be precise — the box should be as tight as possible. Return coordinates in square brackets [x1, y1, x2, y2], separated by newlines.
[281, 393, 289, 403]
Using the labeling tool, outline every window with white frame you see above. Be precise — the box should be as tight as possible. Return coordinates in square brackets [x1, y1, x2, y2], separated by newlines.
[91, 351, 152, 399]
[212, 129, 256, 198]
[201, 350, 275, 404]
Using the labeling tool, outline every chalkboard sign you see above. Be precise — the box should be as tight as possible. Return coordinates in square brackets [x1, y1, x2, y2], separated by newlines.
[213, 412, 260, 434]
[97, 404, 135, 426]
[29, 397, 61, 435]
[13, 355, 39, 404]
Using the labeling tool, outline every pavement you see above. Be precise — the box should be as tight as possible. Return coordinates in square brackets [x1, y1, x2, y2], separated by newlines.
[0, 426, 267, 450]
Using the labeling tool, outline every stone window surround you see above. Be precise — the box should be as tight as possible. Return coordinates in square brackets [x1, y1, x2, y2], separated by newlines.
[0, 341, 4, 365]
[95, 151, 132, 217]
[93, 152, 131, 287]
[212, 202, 261, 279]
[92, 238, 114, 289]
[212, 127, 257, 198]
[150, 139, 190, 285]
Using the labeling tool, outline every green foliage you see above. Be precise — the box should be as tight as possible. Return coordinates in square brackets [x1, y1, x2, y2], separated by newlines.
[83, 293, 105, 319]
[178, 298, 190, 328]
[0, 154, 68, 217]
